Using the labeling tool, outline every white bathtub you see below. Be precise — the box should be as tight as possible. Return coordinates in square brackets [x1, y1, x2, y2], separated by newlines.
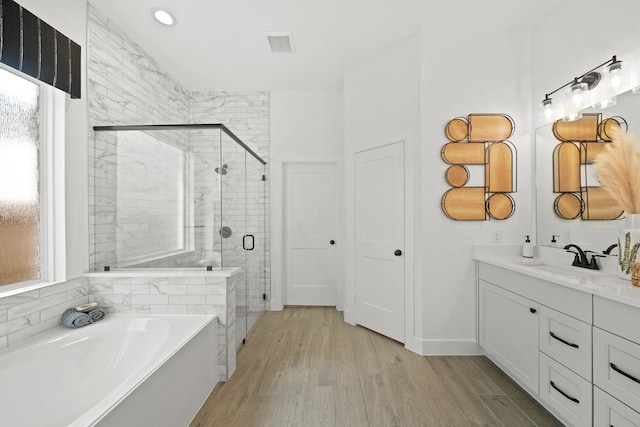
[0, 314, 218, 427]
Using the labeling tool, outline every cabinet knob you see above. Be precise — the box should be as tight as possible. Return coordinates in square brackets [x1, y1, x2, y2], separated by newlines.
[394, 249, 402, 256]
[330, 240, 335, 245]
[529, 307, 537, 314]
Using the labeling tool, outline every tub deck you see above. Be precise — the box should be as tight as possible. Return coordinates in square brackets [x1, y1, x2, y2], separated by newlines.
[0, 314, 217, 427]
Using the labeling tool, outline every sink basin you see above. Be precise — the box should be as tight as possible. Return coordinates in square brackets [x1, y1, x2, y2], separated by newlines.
[512, 259, 546, 267]
[516, 263, 604, 284]
[510, 259, 602, 279]
[536, 264, 585, 276]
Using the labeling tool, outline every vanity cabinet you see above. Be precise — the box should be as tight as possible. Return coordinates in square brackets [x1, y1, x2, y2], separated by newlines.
[477, 259, 640, 426]
[478, 262, 594, 426]
[479, 280, 539, 393]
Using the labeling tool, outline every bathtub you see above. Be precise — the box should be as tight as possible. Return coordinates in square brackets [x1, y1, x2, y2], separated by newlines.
[0, 314, 218, 427]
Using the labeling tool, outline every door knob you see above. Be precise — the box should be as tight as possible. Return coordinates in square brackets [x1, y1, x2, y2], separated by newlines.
[330, 240, 335, 245]
[394, 249, 402, 256]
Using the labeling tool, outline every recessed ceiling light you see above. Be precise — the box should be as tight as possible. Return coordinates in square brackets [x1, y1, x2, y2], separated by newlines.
[152, 8, 176, 26]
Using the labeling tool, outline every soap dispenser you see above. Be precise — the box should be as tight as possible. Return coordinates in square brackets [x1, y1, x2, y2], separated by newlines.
[523, 235, 534, 258]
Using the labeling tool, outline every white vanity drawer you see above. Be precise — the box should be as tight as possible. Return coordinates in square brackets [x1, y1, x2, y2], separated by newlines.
[539, 305, 592, 380]
[594, 296, 640, 345]
[594, 386, 640, 427]
[594, 327, 640, 411]
[539, 352, 592, 427]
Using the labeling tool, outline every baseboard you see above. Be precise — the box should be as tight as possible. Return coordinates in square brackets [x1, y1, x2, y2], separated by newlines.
[408, 338, 484, 356]
[269, 300, 283, 311]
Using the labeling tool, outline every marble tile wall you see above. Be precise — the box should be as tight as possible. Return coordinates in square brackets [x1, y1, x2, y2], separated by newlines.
[115, 132, 186, 263]
[87, 10, 271, 313]
[87, 7, 271, 345]
[188, 128, 222, 260]
[87, 5, 191, 270]
[87, 273, 236, 381]
[0, 277, 89, 351]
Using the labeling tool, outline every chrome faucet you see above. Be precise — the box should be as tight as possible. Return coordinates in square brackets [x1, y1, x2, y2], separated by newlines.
[564, 244, 601, 270]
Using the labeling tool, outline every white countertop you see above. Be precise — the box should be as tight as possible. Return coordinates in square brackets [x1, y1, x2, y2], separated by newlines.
[473, 247, 640, 309]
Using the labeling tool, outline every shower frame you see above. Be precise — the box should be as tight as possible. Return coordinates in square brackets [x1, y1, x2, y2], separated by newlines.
[93, 123, 266, 166]
[92, 123, 268, 346]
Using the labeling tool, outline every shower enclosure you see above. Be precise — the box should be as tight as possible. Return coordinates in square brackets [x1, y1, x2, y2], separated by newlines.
[91, 124, 268, 345]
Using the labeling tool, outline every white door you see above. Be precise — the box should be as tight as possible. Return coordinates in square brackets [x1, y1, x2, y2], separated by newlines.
[284, 162, 337, 306]
[355, 142, 405, 342]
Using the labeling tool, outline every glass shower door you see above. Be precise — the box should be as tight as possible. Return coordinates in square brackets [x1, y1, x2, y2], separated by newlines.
[244, 156, 267, 335]
[220, 132, 247, 348]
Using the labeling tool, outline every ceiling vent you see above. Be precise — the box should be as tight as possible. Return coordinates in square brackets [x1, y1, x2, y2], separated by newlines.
[264, 32, 295, 54]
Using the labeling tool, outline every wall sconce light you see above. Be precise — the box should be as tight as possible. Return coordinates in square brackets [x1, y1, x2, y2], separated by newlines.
[541, 56, 623, 122]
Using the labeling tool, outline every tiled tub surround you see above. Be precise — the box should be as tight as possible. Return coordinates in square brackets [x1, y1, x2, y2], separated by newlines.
[0, 277, 89, 351]
[86, 269, 238, 381]
[0, 270, 237, 382]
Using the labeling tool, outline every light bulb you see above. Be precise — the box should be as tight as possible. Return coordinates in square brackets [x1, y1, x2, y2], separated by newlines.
[541, 96, 553, 120]
[610, 69, 621, 91]
[607, 58, 623, 92]
[569, 81, 587, 109]
[152, 8, 175, 26]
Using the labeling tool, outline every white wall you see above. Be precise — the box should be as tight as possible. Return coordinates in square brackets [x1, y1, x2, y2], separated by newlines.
[270, 90, 344, 310]
[343, 29, 533, 355]
[343, 35, 421, 351]
[419, 28, 533, 354]
[17, 0, 89, 279]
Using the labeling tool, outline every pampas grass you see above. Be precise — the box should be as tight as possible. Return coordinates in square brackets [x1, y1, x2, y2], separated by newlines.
[593, 127, 640, 214]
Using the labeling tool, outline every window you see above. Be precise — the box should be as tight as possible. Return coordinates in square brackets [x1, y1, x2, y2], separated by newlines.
[0, 66, 63, 289]
[0, 67, 42, 286]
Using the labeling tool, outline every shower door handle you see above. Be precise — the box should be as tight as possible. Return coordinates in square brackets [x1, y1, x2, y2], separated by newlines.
[243, 234, 255, 251]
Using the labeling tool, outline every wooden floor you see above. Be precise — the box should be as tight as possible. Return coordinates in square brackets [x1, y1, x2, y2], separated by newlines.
[190, 307, 562, 427]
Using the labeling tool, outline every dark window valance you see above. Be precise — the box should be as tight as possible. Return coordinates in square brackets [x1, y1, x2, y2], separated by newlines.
[0, 0, 81, 98]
